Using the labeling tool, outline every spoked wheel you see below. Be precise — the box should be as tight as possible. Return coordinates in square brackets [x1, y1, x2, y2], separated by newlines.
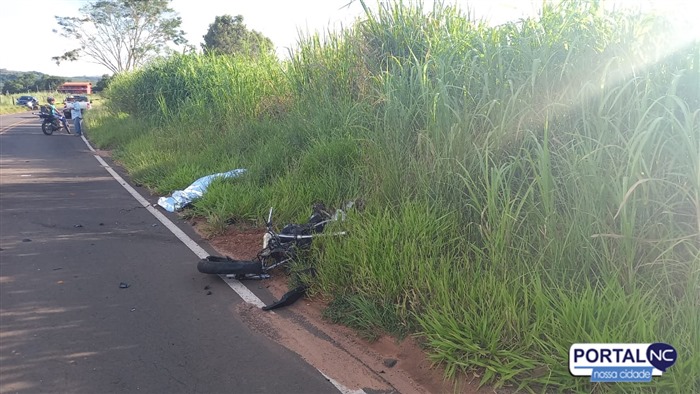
[41, 122, 54, 135]
[258, 246, 294, 272]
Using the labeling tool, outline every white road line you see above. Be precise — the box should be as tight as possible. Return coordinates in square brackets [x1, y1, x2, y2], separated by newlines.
[321, 373, 368, 394]
[0, 118, 34, 134]
[90, 153, 267, 308]
[92, 154, 209, 258]
[81, 134, 95, 151]
[82, 135, 366, 394]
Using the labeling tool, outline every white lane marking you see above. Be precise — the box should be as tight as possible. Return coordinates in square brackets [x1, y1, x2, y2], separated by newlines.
[0, 118, 35, 134]
[321, 373, 368, 394]
[81, 134, 95, 151]
[92, 155, 209, 256]
[90, 154, 267, 309]
[81, 135, 364, 394]
[221, 276, 266, 308]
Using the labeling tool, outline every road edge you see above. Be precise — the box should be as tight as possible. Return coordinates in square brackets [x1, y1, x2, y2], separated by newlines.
[80, 135, 367, 394]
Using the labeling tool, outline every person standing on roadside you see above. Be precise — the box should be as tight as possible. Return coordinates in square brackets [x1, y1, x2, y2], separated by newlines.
[70, 98, 84, 136]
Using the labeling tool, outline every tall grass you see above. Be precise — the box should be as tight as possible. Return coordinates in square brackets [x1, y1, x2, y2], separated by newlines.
[88, 0, 699, 391]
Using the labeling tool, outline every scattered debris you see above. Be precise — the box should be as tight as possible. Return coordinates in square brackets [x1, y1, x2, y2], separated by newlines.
[206, 291, 212, 295]
[119, 282, 130, 289]
[74, 224, 83, 228]
[22, 239, 31, 242]
[262, 285, 308, 311]
[383, 359, 398, 368]
[53, 267, 62, 271]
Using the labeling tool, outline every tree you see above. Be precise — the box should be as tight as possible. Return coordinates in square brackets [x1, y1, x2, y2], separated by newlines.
[37, 75, 67, 91]
[3, 80, 26, 94]
[4, 74, 39, 93]
[93, 74, 114, 92]
[53, 0, 187, 74]
[0, 74, 66, 93]
[201, 15, 273, 57]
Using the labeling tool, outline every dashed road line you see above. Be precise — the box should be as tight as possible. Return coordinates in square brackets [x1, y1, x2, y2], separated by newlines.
[0, 117, 35, 134]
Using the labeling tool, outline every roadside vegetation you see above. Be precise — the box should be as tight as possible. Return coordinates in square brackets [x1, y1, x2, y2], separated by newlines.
[0, 93, 50, 115]
[0, 92, 103, 115]
[86, 1, 699, 392]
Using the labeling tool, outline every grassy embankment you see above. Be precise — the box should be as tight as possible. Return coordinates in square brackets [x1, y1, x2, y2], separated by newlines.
[86, 1, 699, 392]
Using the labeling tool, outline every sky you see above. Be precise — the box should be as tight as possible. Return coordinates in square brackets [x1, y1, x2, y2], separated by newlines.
[0, 0, 697, 78]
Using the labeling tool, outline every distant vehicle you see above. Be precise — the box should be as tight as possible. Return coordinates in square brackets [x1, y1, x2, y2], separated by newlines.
[67, 95, 91, 103]
[62, 95, 92, 119]
[16, 95, 39, 109]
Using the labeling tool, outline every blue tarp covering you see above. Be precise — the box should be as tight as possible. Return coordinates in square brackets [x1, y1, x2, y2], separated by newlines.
[157, 169, 246, 212]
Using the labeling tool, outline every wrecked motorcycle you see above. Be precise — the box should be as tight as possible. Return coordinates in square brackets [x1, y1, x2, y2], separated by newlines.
[197, 203, 349, 310]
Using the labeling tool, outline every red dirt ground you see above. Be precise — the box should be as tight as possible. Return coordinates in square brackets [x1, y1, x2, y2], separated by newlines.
[193, 219, 508, 393]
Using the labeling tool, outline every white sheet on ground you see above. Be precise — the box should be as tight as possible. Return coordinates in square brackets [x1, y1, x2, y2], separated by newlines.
[156, 169, 246, 212]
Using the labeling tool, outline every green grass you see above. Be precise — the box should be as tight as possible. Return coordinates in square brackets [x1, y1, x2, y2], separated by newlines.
[0, 106, 30, 115]
[0, 92, 55, 114]
[86, 1, 700, 392]
[0, 92, 104, 115]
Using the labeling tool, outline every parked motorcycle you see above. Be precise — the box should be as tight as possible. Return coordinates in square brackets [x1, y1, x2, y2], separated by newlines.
[37, 109, 70, 136]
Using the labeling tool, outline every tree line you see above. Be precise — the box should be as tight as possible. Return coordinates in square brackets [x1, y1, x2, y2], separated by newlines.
[53, 0, 273, 75]
[0, 71, 112, 94]
[5, 0, 275, 95]
[1, 72, 67, 94]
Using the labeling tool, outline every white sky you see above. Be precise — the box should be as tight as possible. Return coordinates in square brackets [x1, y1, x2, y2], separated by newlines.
[0, 0, 697, 77]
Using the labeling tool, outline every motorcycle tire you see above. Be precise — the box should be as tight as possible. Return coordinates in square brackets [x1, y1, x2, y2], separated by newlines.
[41, 122, 53, 136]
[197, 256, 264, 275]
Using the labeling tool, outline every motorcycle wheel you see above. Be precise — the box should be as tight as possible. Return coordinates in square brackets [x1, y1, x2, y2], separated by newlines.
[41, 122, 54, 136]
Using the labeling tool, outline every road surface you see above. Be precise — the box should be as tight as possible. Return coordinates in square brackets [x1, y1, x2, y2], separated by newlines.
[0, 112, 340, 393]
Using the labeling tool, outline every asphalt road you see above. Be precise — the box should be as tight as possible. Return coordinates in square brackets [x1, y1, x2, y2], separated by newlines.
[0, 112, 338, 393]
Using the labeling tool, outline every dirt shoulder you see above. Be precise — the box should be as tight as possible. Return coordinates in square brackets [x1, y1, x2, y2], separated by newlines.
[192, 219, 503, 394]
